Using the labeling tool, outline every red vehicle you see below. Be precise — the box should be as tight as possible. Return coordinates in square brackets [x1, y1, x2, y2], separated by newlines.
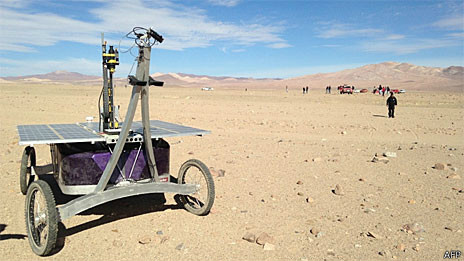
[390, 89, 399, 93]
[338, 85, 353, 94]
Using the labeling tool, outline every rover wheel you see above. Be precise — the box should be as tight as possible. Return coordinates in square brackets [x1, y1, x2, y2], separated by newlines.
[177, 159, 215, 216]
[25, 180, 58, 256]
[20, 146, 36, 195]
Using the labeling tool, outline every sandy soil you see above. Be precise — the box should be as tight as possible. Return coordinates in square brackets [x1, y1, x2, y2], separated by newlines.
[0, 83, 463, 261]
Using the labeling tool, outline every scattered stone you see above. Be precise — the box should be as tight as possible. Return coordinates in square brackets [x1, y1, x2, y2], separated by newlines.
[305, 197, 314, 203]
[396, 243, 406, 252]
[372, 156, 389, 163]
[447, 173, 461, 179]
[175, 243, 185, 251]
[188, 151, 194, 155]
[160, 236, 169, 244]
[444, 227, 454, 232]
[242, 232, 256, 243]
[312, 157, 322, 162]
[297, 192, 304, 196]
[355, 244, 362, 248]
[296, 180, 303, 185]
[367, 231, 381, 239]
[263, 243, 276, 251]
[412, 244, 420, 252]
[111, 229, 119, 233]
[256, 232, 274, 245]
[359, 178, 365, 182]
[327, 249, 336, 256]
[378, 250, 391, 256]
[450, 167, 458, 172]
[383, 152, 397, 158]
[434, 163, 446, 170]
[408, 199, 416, 204]
[217, 169, 226, 177]
[333, 184, 345, 196]
[341, 131, 347, 135]
[402, 223, 425, 234]
[364, 208, 376, 214]
[138, 236, 152, 244]
[310, 227, 320, 236]
[156, 230, 163, 235]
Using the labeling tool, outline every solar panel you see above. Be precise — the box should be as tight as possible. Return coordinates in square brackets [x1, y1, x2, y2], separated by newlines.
[18, 120, 210, 145]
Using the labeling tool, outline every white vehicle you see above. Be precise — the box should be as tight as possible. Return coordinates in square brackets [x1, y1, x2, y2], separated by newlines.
[399, 89, 406, 93]
[202, 87, 214, 91]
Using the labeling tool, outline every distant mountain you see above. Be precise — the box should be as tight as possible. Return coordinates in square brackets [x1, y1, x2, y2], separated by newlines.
[2, 71, 100, 83]
[277, 62, 463, 91]
[1, 62, 462, 91]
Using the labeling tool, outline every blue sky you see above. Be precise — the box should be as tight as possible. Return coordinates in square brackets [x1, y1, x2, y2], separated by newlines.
[0, 0, 463, 78]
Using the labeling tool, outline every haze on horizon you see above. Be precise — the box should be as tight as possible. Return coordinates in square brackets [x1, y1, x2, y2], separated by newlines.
[0, 0, 463, 78]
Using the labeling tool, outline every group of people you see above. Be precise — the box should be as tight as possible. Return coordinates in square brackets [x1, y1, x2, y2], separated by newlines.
[375, 85, 391, 96]
[325, 85, 332, 94]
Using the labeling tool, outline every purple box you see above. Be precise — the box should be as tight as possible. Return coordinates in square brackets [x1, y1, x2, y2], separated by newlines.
[58, 139, 169, 186]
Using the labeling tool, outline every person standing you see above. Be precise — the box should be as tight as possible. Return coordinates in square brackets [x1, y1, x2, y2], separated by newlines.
[386, 92, 397, 118]
[306, 86, 309, 93]
[286, 85, 288, 93]
[328, 85, 331, 94]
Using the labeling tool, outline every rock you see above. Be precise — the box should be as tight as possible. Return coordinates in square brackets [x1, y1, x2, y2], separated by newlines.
[333, 184, 345, 195]
[450, 167, 458, 172]
[175, 243, 185, 251]
[242, 232, 256, 243]
[160, 236, 169, 244]
[341, 131, 347, 135]
[447, 173, 461, 179]
[111, 229, 119, 233]
[263, 243, 276, 251]
[217, 169, 226, 177]
[297, 192, 304, 196]
[310, 228, 320, 236]
[296, 180, 303, 185]
[434, 163, 446, 170]
[412, 244, 420, 252]
[444, 227, 454, 232]
[188, 151, 194, 155]
[312, 157, 322, 162]
[256, 232, 274, 245]
[364, 208, 376, 214]
[305, 197, 314, 203]
[355, 244, 362, 248]
[383, 152, 397, 158]
[112, 240, 123, 247]
[372, 156, 389, 163]
[396, 243, 406, 251]
[379, 250, 391, 257]
[367, 231, 381, 239]
[408, 199, 416, 204]
[138, 236, 152, 244]
[156, 230, 163, 235]
[402, 223, 425, 234]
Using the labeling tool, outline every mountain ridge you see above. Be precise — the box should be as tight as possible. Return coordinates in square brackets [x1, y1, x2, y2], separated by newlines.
[1, 62, 462, 91]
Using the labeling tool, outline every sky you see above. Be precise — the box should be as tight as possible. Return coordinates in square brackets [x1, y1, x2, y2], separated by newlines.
[0, 0, 463, 78]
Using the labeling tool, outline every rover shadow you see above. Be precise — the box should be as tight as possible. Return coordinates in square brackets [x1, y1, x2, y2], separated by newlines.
[0, 224, 27, 241]
[372, 114, 388, 118]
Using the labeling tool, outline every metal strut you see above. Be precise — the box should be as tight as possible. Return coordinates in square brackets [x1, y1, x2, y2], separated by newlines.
[94, 37, 159, 193]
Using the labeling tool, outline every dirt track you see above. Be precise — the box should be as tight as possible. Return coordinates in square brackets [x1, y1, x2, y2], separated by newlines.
[0, 84, 463, 260]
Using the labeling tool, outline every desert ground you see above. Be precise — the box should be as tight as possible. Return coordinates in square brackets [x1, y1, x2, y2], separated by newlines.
[0, 83, 462, 261]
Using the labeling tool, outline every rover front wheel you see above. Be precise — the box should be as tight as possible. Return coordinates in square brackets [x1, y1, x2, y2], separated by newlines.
[25, 180, 58, 256]
[177, 159, 215, 216]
